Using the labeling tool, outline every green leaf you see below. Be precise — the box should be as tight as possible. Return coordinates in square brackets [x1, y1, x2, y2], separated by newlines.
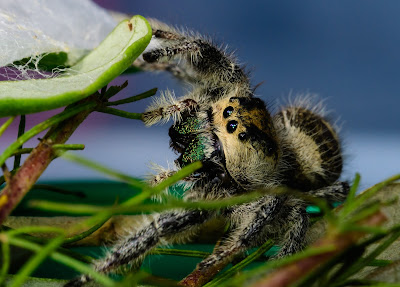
[0, 15, 151, 117]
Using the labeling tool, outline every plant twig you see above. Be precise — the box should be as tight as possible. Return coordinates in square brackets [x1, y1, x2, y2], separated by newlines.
[11, 144, 84, 157]
[32, 184, 86, 198]
[9, 236, 64, 287]
[0, 233, 10, 284]
[151, 248, 210, 259]
[0, 117, 16, 137]
[52, 144, 85, 150]
[3, 215, 226, 246]
[203, 240, 274, 287]
[1, 164, 11, 185]
[10, 148, 33, 156]
[0, 97, 98, 224]
[331, 223, 400, 284]
[59, 152, 147, 190]
[62, 215, 111, 245]
[248, 210, 387, 287]
[0, 101, 95, 168]
[106, 87, 157, 106]
[6, 236, 115, 286]
[96, 106, 142, 119]
[29, 190, 263, 215]
[13, 115, 26, 170]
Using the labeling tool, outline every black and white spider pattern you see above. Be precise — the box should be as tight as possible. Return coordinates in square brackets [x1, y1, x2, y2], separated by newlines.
[65, 18, 349, 287]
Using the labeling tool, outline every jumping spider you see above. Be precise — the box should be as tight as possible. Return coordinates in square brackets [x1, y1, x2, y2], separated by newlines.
[66, 19, 349, 287]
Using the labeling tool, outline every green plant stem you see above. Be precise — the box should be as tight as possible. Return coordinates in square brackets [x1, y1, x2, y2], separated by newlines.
[0, 98, 98, 225]
[332, 224, 400, 284]
[346, 202, 382, 225]
[13, 115, 26, 170]
[29, 201, 106, 214]
[106, 88, 157, 106]
[0, 101, 95, 167]
[10, 148, 33, 156]
[0, 117, 16, 137]
[245, 210, 387, 287]
[222, 246, 336, 287]
[294, 247, 359, 287]
[9, 236, 64, 287]
[60, 152, 147, 190]
[57, 154, 203, 212]
[32, 184, 86, 198]
[151, 248, 210, 258]
[339, 225, 386, 235]
[204, 240, 274, 287]
[103, 81, 128, 100]
[96, 107, 142, 120]
[0, 225, 94, 264]
[350, 174, 400, 213]
[30, 190, 262, 215]
[0, 236, 10, 285]
[63, 215, 110, 245]
[150, 247, 273, 262]
[369, 259, 392, 267]
[4, 226, 65, 237]
[52, 144, 85, 150]
[123, 161, 202, 206]
[339, 173, 361, 220]
[11, 144, 85, 157]
[333, 279, 400, 287]
[7, 236, 115, 287]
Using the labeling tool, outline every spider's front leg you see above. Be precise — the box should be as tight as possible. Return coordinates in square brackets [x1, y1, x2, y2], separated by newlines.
[139, 20, 249, 87]
[65, 209, 213, 287]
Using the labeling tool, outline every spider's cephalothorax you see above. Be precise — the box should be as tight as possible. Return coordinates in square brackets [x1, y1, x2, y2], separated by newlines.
[167, 93, 280, 193]
[65, 19, 349, 287]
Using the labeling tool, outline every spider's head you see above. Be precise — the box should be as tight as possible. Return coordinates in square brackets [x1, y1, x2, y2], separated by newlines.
[212, 96, 280, 190]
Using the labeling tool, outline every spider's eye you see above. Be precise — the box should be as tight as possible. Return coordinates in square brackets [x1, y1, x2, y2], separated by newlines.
[223, 106, 234, 118]
[238, 132, 247, 141]
[227, 120, 238, 133]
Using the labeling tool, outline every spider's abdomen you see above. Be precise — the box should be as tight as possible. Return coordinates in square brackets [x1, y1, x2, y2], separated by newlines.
[275, 107, 342, 190]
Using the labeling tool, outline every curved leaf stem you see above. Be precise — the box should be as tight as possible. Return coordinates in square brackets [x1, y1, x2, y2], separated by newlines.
[106, 88, 157, 106]
[96, 107, 142, 120]
[13, 115, 26, 170]
[0, 102, 95, 167]
[0, 117, 16, 137]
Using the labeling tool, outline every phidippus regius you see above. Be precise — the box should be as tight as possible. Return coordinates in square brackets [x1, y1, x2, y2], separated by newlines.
[66, 19, 349, 287]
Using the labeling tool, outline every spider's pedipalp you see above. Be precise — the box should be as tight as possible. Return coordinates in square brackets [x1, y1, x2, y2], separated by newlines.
[142, 91, 198, 126]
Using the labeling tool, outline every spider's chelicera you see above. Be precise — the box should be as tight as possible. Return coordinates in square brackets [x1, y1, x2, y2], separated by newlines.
[66, 19, 349, 287]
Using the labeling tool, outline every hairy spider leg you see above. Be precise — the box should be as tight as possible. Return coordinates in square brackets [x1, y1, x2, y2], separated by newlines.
[181, 196, 296, 286]
[306, 181, 350, 207]
[141, 22, 249, 87]
[142, 98, 198, 126]
[65, 209, 212, 287]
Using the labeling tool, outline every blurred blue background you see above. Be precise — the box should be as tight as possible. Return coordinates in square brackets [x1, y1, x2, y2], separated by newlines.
[1, 0, 399, 190]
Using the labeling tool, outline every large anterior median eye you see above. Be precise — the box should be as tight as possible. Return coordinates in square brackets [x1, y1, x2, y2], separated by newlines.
[223, 106, 234, 118]
[227, 120, 238, 133]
